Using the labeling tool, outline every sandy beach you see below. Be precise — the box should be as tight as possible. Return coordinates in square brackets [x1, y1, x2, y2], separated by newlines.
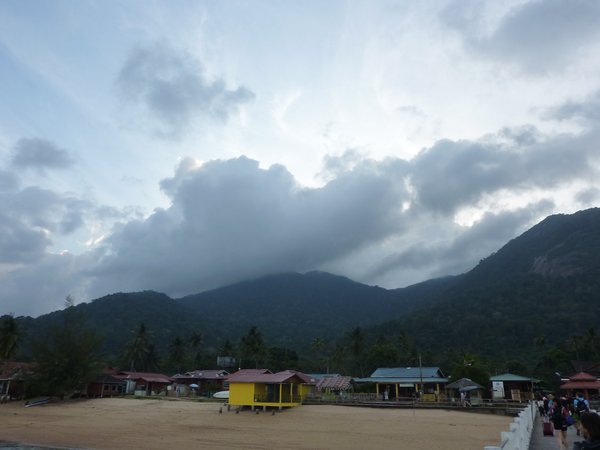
[0, 398, 511, 449]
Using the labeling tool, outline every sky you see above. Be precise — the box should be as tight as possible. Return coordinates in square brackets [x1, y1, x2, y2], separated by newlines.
[1, 0, 600, 317]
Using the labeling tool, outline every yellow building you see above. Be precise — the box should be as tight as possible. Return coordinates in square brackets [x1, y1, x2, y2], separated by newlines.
[228, 370, 315, 410]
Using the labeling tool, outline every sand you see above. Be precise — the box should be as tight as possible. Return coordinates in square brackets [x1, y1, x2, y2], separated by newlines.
[0, 398, 512, 449]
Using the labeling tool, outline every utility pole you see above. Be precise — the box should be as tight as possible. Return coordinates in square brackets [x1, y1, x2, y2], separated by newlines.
[419, 354, 423, 399]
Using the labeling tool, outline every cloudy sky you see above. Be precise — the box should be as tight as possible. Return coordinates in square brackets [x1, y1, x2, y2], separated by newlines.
[1, 0, 600, 317]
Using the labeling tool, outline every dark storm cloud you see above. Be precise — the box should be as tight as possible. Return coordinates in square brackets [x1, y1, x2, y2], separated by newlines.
[410, 126, 598, 214]
[87, 156, 410, 297]
[11, 138, 74, 171]
[116, 42, 255, 137]
[442, 0, 600, 74]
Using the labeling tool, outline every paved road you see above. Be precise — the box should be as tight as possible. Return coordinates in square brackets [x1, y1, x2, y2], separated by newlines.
[530, 414, 583, 449]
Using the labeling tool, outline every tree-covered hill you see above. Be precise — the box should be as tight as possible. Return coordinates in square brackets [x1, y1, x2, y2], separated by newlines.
[367, 207, 600, 370]
[177, 270, 447, 347]
[10, 207, 600, 377]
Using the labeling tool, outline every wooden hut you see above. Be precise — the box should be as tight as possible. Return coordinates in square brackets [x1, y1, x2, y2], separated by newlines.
[228, 370, 316, 410]
[445, 378, 485, 405]
[489, 373, 538, 401]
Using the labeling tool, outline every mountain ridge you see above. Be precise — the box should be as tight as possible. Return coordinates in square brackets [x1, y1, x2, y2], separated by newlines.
[9, 207, 600, 372]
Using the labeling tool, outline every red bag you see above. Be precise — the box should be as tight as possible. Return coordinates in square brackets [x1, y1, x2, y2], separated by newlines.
[543, 420, 554, 436]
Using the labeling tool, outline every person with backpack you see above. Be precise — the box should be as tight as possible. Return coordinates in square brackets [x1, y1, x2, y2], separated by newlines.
[574, 393, 591, 436]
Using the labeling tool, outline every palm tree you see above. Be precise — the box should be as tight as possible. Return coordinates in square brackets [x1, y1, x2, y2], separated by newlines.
[348, 327, 365, 377]
[331, 343, 346, 373]
[0, 314, 20, 362]
[188, 331, 203, 367]
[312, 336, 329, 373]
[125, 323, 152, 372]
[240, 326, 266, 368]
[169, 336, 186, 373]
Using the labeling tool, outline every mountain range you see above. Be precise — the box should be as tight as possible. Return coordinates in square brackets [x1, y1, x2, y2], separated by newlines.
[10, 207, 600, 372]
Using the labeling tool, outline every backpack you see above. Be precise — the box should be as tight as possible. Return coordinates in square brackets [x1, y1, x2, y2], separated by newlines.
[576, 398, 589, 414]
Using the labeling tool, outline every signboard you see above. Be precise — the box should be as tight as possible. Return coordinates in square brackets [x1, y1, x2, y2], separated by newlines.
[492, 381, 505, 399]
[217, 356, 235, 367]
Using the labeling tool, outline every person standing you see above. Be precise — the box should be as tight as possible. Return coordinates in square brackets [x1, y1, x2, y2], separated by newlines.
[574, 392, 591, 436]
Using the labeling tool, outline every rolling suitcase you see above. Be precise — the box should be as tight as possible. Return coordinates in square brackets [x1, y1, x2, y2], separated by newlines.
[543, 419, 554, 436]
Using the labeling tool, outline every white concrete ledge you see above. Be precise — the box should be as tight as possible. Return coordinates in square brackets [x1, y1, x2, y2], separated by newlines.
[484, 402, 535, 450]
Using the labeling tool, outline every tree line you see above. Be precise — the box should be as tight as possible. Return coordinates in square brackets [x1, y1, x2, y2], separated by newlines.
[3, 303, 600, 398]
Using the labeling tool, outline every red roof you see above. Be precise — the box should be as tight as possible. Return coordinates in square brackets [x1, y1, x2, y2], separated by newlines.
[114, 371, 172, 383]
[228, 370, 314, 384]
[227, 369, 271, 381]
[569, 372, 597, 381]
[277, 370, 316, 384]
[560, 372, 600, 390]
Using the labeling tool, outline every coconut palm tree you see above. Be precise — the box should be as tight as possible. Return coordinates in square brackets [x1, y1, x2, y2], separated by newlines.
[240, 326, 266, 368]
[312, 336, 330, 373]
[348, 327, 365, 377]
[125, 323, 152, 372]
[0, 314, 20, 362]
[169, 336, 186, 373]
[188, 331, 203, 367]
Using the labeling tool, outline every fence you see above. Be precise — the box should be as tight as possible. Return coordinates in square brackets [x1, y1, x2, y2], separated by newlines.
[483, 401, 535, 450]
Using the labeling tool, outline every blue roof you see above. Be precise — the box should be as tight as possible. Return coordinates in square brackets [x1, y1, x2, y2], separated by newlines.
[354, 377, 448, 384]
[370, 367, 445, 379]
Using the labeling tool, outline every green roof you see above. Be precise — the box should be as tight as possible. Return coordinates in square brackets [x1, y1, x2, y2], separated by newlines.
[489, 373, 539, 382]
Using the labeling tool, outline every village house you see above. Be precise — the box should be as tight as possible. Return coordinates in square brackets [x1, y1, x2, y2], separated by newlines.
[113, 371, 172, 396]
[355, 367, 448, 401]
[0, 361, 33, 401]
[171, 369, 229, 396]
[490, 373, 538, 401]
[310, 373, 353, 398]
[86, 369, 127, 398]
[227, 370, 316, 410]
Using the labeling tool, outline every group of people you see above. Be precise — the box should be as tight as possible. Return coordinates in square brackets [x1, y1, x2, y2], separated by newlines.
[538, 392, 600, 450]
